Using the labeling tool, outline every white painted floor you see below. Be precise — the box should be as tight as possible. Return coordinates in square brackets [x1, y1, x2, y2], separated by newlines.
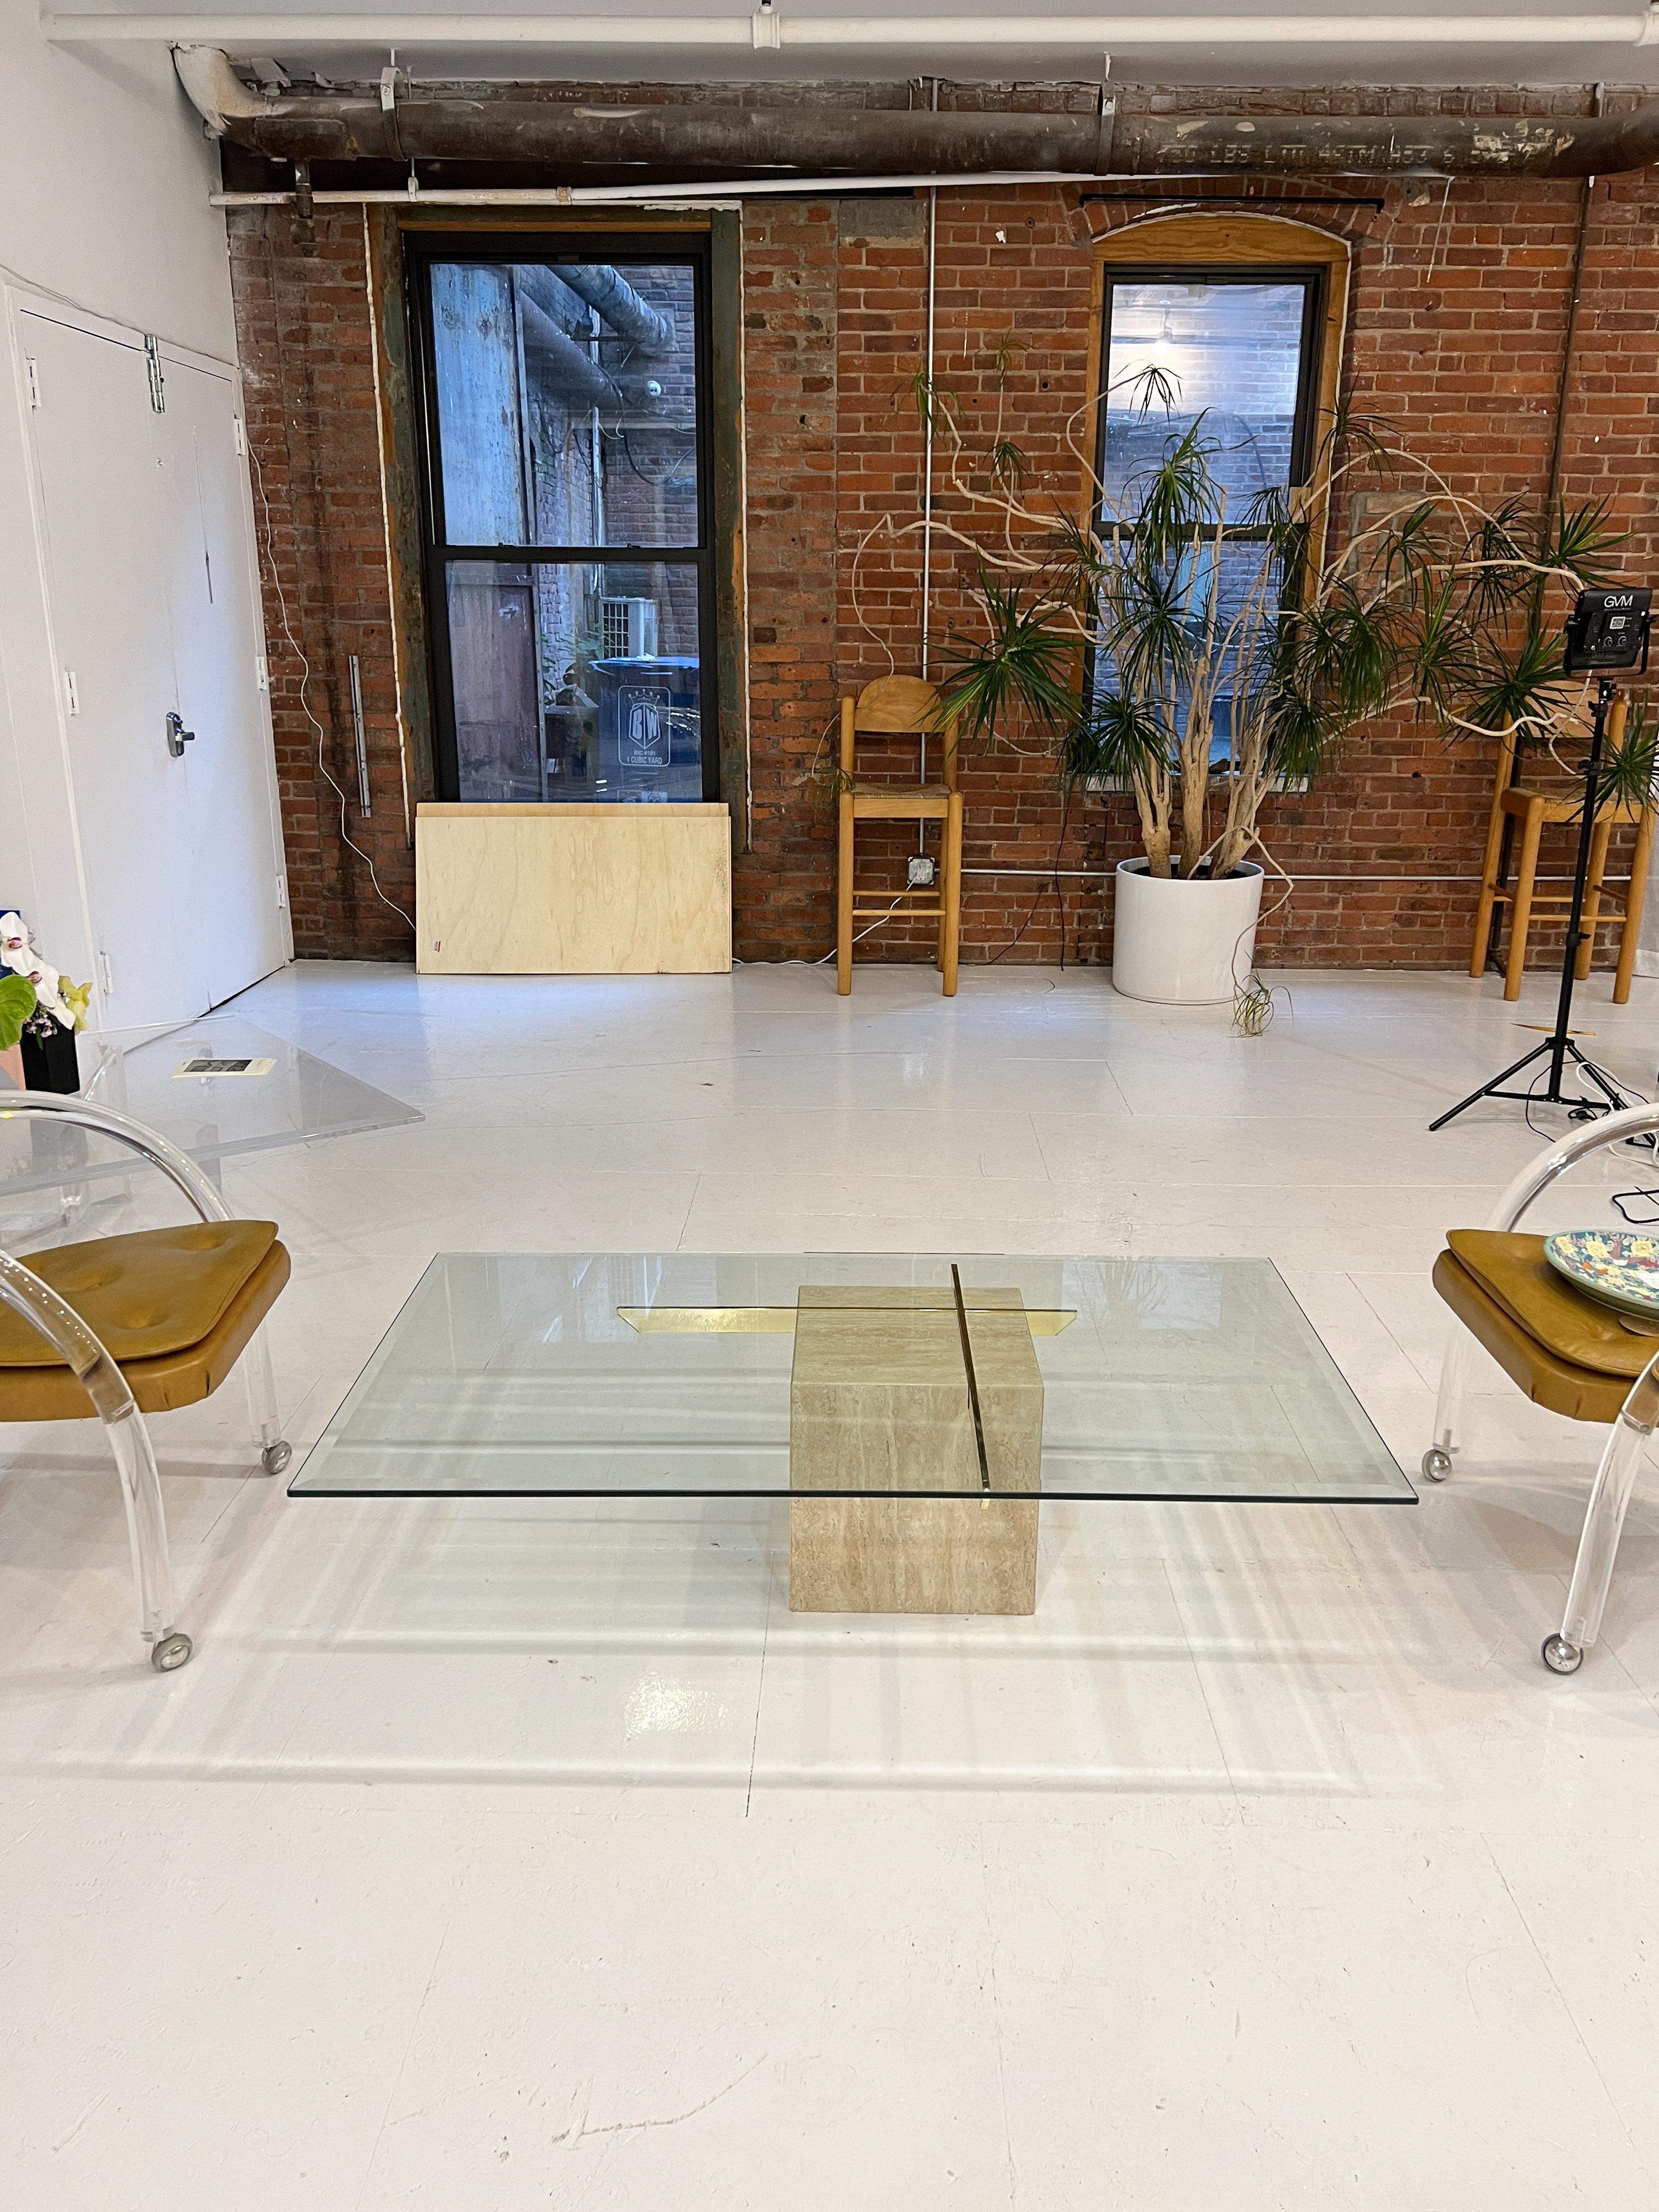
[5, 958, 1659, 2209]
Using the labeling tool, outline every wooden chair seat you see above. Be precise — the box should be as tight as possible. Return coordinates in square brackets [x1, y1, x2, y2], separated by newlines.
[0, 1222, 292, 1422]
[1431, 1228, 1652, 1425]
[847, 782, 956, 819]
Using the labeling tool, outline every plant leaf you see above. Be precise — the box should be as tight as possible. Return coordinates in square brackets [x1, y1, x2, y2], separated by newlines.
[0, 973, 37, 1055]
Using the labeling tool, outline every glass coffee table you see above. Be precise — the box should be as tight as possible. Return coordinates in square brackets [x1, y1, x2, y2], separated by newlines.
[292, 1254, 1414, 1616]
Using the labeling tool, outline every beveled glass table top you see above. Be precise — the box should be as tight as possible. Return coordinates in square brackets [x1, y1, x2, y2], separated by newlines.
[291, 1253, 1416, 1504]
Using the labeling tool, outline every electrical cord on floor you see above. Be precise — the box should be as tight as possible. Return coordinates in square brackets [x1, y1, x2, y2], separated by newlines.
[249, 445, 416, 934]
[1518, 1051, 1659, 1220]
[812, 895, 908, 964]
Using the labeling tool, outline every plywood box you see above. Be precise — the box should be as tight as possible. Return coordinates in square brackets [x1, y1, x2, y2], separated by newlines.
[415, 803, 731, 975]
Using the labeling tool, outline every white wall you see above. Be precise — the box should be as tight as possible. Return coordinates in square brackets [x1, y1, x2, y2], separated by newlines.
[0, 0, 236, 981]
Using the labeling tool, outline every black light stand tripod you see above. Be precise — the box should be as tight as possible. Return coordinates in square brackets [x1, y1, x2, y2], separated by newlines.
[1430, 588, 1652, 1133]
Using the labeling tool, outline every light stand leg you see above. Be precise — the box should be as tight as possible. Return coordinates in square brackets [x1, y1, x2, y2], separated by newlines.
[1432, 678, 1631, 1131]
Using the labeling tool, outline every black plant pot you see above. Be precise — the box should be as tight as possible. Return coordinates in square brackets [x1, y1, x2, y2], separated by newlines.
[20, 1018, 80, 1094]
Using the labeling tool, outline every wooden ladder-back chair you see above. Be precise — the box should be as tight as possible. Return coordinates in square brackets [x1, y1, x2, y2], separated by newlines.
[836, 676, 963, 997]
[1470, 697, 1656, 1003]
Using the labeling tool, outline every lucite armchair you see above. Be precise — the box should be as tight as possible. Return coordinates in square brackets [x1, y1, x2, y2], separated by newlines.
[1426, 1100, 1659, 1676]
[0, 1092, 292, 1671]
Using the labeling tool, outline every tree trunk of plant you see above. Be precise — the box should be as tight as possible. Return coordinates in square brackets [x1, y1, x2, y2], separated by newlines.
[1178, 768, 1209, 878]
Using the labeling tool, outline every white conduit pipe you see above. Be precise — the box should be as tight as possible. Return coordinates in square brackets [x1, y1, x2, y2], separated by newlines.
[210, 171, 1121, 206]
[43, 12, 1659, 48]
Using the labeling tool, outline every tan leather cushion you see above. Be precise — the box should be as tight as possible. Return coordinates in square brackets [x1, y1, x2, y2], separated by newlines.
[0, 1221, 279, 1365]
[1433, 1242, 1633, 1426]
[1446, 1230, 1659, 1379]
[0, 1241, 291, 1421]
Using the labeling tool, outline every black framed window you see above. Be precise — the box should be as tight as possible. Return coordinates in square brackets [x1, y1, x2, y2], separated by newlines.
[1093, 267, 1326, 765]
[410, 234, 717, 804]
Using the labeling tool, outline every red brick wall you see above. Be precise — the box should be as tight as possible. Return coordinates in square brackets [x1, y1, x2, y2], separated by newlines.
[226, 81, 1659, 971]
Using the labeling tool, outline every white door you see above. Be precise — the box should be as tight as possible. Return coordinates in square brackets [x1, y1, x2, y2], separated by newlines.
[20, 308, 291, 1030]
[156, 352, 289, 1007]
[22, 311, 204, 1028]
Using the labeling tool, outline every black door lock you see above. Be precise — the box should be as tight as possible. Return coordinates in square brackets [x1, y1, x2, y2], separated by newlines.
[166, 712, 195, 757]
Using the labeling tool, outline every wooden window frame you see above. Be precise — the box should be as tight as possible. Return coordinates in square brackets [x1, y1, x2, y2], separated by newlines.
[1082, 213, 1351, 559]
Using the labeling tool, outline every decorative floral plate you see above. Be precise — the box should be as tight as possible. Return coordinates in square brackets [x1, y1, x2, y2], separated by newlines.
[1544, 1229, 1659, 1320]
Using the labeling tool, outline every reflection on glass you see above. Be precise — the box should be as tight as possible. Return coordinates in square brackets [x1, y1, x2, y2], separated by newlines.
[445, 560, 703, 803]
[289, 1252, 1415, 1503]
[1101, 279, 1309, 513]
[430, 261, 699, 550]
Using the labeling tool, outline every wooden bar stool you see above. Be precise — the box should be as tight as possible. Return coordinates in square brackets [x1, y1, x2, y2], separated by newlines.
[836, 676, 963, 997]
[1470, 699, 1656, 1003]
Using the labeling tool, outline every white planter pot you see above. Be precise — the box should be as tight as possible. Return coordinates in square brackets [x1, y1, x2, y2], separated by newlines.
[1111, 857, 1265, 1005]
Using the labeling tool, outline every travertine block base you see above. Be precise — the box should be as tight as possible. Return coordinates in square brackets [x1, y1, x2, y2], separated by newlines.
[788, 1286, 1042, 1615]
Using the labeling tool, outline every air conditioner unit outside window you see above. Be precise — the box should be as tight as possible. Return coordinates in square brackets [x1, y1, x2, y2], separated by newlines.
[601, 596, 659, 659]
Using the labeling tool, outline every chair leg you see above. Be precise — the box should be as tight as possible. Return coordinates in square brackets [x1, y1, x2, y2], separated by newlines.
[1614, 805, 1655, 1005]
[1422, 1328, 1474, 1482]
[107, 1403, 190, 1668]
[1576, 813, 1615, 982]
[836, 796, 855, 997]
[1504, 802, 1545, 1002]
[940, 794, 963, 996]
[244, 1326, 291, 1475]
[1470, 793, 1508, 978]
[0, 1248, 190, 1671]
[1546, 1398, 1651, 1673]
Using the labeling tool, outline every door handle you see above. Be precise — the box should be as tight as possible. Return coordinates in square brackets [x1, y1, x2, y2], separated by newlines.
[166, 711, 195, 758]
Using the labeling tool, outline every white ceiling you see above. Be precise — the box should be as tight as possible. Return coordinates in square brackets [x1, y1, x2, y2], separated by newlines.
[44, 5, 1659, 89]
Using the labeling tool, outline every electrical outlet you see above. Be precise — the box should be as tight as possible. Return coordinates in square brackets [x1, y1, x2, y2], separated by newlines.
[907, 855, 936, 888]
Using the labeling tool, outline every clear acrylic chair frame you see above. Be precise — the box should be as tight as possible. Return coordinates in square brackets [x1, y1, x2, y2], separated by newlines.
[0, 1091, 291, 1670]
[1425, 1100, 1659, 1676]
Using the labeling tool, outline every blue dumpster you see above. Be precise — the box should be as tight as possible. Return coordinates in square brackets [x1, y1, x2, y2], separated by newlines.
[592, 656, 702, 800]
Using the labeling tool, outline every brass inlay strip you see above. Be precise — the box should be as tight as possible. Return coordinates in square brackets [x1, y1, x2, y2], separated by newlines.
[618, 1304, 1075, 1336]
[950, 1262, 993, 1495]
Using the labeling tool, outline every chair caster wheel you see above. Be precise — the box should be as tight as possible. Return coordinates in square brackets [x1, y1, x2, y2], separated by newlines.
[1421, 1447, 1452, 1483]
[150, 1631, 193, 1673]
[1541, 1633, 1583, 1676]
[261, 1440, 292, 1476]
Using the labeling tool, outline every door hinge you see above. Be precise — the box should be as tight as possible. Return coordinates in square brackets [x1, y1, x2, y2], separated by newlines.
[275, 873, 288, 910]
[24, 357, 40, 410]
[143, 334, 165, 414]
[63, 669, 80, 718]
[254, 654, 269, 691]
[232, 414, 247, 457]
[98, 950, 114, 998]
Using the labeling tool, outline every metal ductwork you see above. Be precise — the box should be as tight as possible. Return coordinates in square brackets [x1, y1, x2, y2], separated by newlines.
[518, 289, 665, 407]
[176, 49, 1659, 181]
[546, 265, 673, 352]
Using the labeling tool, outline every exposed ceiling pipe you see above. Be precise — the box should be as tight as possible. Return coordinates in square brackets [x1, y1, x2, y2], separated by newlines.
[545, 264, 673, 351]
[517, 288, 667, 407]
[171, 52, 1659, 179]
[48, 10, 1659, 50]
[209, 175, 1112, 206]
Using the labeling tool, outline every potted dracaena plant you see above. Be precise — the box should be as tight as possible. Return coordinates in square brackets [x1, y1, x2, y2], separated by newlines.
[906, 354, 1630, 1014]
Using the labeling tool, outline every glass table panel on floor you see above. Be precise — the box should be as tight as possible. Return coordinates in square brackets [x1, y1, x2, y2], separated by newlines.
[1, 1015, 421, 1220]
[292, 1257, 1413, 1615]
